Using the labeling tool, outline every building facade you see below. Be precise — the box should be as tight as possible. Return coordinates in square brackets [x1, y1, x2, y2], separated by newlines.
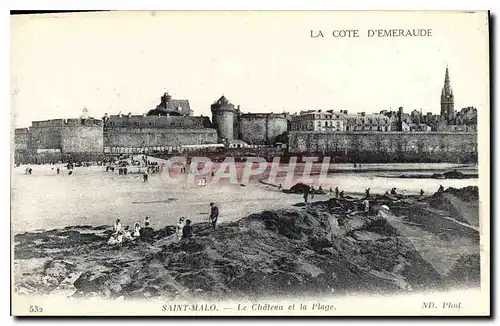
[344, 112, 391, 132]
[290, 110, 345, 132]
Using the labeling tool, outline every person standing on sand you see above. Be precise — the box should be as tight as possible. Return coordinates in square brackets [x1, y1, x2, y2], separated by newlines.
[56, 167, 60, 175]
[176, 217, 185, 240]
[209, 202, 219, 231]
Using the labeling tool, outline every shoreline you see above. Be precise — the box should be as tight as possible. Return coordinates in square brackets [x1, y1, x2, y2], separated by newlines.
[13, 186, 480, 300]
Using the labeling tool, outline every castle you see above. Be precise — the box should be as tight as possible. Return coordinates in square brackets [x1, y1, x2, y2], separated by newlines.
[13, 66, 478, 164]
[14, 93, 288, 163]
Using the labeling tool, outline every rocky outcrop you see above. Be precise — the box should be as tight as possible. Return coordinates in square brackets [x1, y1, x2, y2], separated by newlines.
[14, 188, 480, 300]
[446, 253, 481, 288]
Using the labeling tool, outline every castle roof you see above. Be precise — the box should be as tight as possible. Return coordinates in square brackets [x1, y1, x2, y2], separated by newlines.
[147, 93, 191, 116]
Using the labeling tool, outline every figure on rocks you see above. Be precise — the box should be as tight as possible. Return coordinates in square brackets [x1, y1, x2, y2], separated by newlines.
[303, 187, 310, 203]
[123, 226, 134, 241]
[114, 219, 122, 235]
[182, 219, 193, 239]
[140, 222, 154, 240]
[108, 231, 124, 247]
[335, 187, 339, 198]
[365, 188, 370, 198]
[363, 199, 370, 215]
[438, 185, 444, 193]
[176, 217, 185, 241]
[328, 216, 340, 240]
[133, 222, 141, 237]
[209, 202, 219, 231]
[377, 205, 391, 219]
[420, 189, 425, 197]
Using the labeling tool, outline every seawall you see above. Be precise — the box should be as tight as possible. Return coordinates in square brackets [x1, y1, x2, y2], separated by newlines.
[288, 131, 478, 163]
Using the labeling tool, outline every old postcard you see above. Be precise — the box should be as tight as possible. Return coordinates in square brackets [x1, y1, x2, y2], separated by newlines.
[10, 11, 490, 316]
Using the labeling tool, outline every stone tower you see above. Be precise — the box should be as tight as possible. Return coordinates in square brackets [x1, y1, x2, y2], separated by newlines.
[211, 95, 235, 143]
[440, 65, 454, 122]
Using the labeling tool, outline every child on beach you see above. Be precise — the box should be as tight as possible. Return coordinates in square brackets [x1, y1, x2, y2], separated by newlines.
[133, 222, 141, 237]
[114, 219, 122, 235]
[107, 231, 124, 247]
[123, 226, 134, 241]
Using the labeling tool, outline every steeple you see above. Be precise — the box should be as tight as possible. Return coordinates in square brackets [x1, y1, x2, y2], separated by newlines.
[440, 65, 454, 122]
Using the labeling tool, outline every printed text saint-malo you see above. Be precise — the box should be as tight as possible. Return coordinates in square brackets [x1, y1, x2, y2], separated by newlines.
[310, 29, 433, 38]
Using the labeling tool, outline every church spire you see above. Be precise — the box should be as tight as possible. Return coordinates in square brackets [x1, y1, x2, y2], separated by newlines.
[440, 65, 455, 122]
[444, 65, 452, 93]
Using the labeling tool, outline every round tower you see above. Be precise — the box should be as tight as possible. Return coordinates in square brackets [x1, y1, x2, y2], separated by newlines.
[211, 95, 235, 143]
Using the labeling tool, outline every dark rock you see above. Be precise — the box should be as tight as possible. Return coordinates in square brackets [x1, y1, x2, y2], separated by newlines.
[446, 253, 480, 287]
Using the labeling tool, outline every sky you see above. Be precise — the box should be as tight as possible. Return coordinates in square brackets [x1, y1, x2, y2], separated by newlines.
[11, 11, 489, 128]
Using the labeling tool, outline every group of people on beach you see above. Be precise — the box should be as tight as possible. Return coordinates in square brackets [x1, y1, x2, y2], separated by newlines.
[174, 202, 219, 240]
[107, 202, 220, 246]
[107, 217, 153, 246]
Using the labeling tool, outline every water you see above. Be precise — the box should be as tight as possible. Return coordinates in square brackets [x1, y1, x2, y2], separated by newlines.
[11, 163, 478, 233]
